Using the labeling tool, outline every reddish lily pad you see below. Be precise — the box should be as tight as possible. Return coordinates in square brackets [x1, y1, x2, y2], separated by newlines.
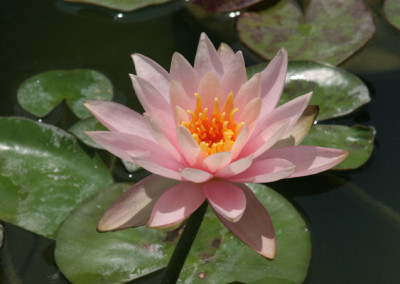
[384, 0, 400, 30]
[17, 69, 113, 119]
[63, 0, 171, 12]
[55, 183, 310, 283]
[247, 61, 371, 121]
[0, 117, 113, 239]
[302, 124, 375, 170]
[237, 0, 375, 65]
[191, 0, 263, 12]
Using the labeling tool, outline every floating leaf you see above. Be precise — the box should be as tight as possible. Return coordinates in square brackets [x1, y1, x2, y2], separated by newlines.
[302, 124, 375, 170]
[247, 60, 371, 121]
[191, 0, 263, 12]
[17, 69, 113, 119]
[0, 117, 113, 239]
[384, 0, 400, 30]
[64, 0, 171, 12]
[69, 117, 107, 149]
[238, 0, 375, 65]
[55, 183, 311, 283]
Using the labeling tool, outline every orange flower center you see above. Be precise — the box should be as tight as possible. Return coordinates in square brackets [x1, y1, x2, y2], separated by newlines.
[181, 92, 245, 157]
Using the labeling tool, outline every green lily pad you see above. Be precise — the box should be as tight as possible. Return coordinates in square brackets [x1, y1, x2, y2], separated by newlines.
[247, 60, 371, 121]
[302, 124, 375, 170]
[191, 0, 263, 12]
[0, 117, 113, 239]
[237, 0, 375, 65]
[69, 117, 107, 149]
[55, 183, 311, 283]
[63, 0, 171, 12]
[17, 69, 113, 119]
[384, 0, 400, 30]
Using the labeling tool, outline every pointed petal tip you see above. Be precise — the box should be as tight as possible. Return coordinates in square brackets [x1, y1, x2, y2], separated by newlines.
[259, 236, 277, 260]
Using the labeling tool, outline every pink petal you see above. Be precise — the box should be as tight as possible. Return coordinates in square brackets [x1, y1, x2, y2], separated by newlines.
[170, 80, 194, 116]
[197, 72, 224, 113]
[132, 53, 170, 101]
[84, 100, 155, 141]
[230, 123, 249, 160]
[204, 181, 246, 222]
[144, 113, 182, 162]
[176, 126, 203, 168]
[180, 168, 213, 183]
[234, 73, 261, 112]
[215, 155, 253, 178]
[220, 51, 247, 97]
[174, 105, 189, 125]
[170, 53, 199, 100]
[258, 145, 349, 178]
[259, 48, 288, 117]
[194, 33, 224, 78]
[213, 184, 276, 259]
[202, 151, 233, 173]
[218, 42, 235, 66]
[147, 182, 206, 228]
[226, 158, 295, 183]
[129, 74, 174, 126]
[87, 131, 184, 180]
[239, 119, 289, 159]
[237, 97, 262, 128]
[98, 175, 178, 231]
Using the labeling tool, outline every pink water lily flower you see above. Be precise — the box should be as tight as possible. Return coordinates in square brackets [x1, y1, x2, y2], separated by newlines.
[85, 33, 348, 259]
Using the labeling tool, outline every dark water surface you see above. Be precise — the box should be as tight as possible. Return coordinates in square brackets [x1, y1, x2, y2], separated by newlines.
[1, 0, 400, 283]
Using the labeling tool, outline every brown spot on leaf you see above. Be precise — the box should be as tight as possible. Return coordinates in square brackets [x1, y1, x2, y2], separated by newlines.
[211, 238, 221, 248]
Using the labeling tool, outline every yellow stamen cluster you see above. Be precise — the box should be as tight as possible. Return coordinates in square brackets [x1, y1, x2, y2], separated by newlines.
[181, 92, 245, 157]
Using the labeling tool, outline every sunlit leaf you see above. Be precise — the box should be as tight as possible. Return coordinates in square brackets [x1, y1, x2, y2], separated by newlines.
[0, 117, 113, 239]
[302, 124, 375, 170]
[69, 117, 107, 149]
[384, 0, 400, 30]
[238, 0, 375, 65]
[64, 0, 171, 12]
[55, 183, 310, 283]
[247, 60, 371, 121]
[191, 0, 263, 12]
[17, 69, 113, 119]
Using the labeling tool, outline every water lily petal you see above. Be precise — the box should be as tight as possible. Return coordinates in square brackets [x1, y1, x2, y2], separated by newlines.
[194, 33, 224, 78]
[215, 155, 253, 178]
[84, 100, 155, 141]
[98, 175, 178, 232]
[234, 73, 261, 112]
[237, 97, 262, 128]
[87, 131, 184, 180]
[204, 181, 246, 222]
[220, 51, 247, 97]
[258, 145, 349, 178]
[176, 126, 203, 168]
[174, 105, 189, 125]
[198, 72, 224, 112]
[180, 168, 213, 183]
[213, 183, 276, 259]
[147, 182, 206, 228]
[226, 158, 295, 183]
[218, 42, 235, 66]
[202, 151, 233, 173]
[170, 80, 194, 115]
[132, 53, 170, 101]
[259, 48, 288, 117]
[230, 123, 249, 160]
[170, 52, 199, 102]
[273, 105, 319, 148]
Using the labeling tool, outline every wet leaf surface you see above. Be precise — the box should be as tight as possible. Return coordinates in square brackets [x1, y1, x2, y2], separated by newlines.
[0, 117, 113, 239]
[191, 0, 263, 12]
[302, 124, 375, 170]
[55, 183, 311, 283]
[238, 0, 375, 65]
[384, 0, 400, 30]
[69, 117, 107, 149]
[247, 60, 371, 121]
[63, 0, 171, 12]
[17, 69, 112, 119]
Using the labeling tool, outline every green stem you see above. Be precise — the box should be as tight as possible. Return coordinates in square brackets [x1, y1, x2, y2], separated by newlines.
[161, 202, 208, 283]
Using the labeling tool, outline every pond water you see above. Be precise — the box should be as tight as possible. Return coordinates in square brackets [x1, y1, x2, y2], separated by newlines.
[1, 0, 400, 283]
